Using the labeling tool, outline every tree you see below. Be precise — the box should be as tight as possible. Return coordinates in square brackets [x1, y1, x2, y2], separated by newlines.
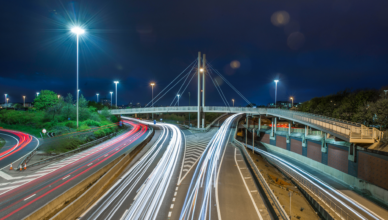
[46, 98, 64, 120]
[369, 99, 388, 129]
[33, 90, 59, 110]
[61, 93, 75, 120]
[101, 106, 110, 118]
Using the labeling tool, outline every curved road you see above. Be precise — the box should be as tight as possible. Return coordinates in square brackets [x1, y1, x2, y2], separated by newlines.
[0, 129, 39, 170]
[0, 120, 149, 220]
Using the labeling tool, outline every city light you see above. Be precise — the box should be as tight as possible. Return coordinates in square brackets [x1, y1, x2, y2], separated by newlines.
[232, 99, 235, 107]
[96, 93, 99, 102]
[114, 81, 119, 107]
[274, 80, 279, 108]
[110, 92, 113, 106]
[71, 27, 85, 35]
[177, 94, 180, 106]
[150, 82, 155, 119]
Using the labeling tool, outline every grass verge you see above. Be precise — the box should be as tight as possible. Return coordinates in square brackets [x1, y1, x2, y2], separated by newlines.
[0, 137, 5, 149]
[0, 123, 41, 137]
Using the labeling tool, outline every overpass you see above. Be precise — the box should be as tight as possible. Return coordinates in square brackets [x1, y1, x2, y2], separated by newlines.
[105, 106, 383, 144]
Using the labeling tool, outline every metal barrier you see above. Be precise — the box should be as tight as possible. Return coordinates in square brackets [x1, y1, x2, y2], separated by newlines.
[235, 139, 356, 220]
[27, 132, 118, 168]
[182, 113, 228, 132]
[233, 140, 290, 220]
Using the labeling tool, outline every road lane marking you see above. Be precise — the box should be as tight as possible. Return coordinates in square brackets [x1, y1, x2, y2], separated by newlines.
[88, 163, 93, 166]
[172, 197, 176, 202]
[234, 148, 263, 220]
[174, 192, 177, 196]
[175, 187, 178, 191]
[168, 211, 172, 217]
[24, 194, 36, 201]
[62, 175, 70, 180]
[170, 204, 174, 209]
[120, 209, 129, 220]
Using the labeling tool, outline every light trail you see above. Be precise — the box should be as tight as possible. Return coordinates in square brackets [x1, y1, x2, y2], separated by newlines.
[179, 114, 242, 220]
[84, 117, 182, 220]
[242, 143, 383, 220]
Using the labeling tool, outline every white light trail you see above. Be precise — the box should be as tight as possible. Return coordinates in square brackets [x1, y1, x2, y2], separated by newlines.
[180, 114, 242, 220]
[85, 117, 182, 220]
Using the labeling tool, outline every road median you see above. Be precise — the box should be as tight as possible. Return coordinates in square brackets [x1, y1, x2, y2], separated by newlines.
[24, 127, 155, 220]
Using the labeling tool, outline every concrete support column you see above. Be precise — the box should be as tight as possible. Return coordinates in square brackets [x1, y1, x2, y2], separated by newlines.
[274, 117, 277, 133]
[348, 143, 356, 162]
[258, 116, 261, 132]
[252, 128, 255, 153]
[246, 114, 249, 147]
[271, 118, 274, 137]
[305, 125, 308, 136]
[197, 51, 201, 128]
[288, 121, 291, 135]
[202, 54, 206, 128]
[321, 133, 327, 153]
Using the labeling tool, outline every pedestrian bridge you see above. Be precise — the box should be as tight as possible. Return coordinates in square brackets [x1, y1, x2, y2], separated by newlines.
[105, 106, 383, 144]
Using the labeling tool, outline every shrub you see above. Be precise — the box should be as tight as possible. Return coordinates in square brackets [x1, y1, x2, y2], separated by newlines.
[83, 119, 101, 127]
[65, 121, 76, 128]
[110, 115, 119, 123]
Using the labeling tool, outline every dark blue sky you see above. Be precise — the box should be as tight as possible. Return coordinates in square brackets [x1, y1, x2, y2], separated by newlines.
[1, 0, 387, 106]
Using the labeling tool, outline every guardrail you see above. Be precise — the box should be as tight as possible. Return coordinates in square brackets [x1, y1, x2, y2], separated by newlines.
[236, 139, 355, 220]
[27, 132, 118, 169]
[233, 140, 289, 220]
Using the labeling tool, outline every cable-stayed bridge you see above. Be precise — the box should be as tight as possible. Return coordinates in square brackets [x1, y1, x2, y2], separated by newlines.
[104, 52, 383, 144]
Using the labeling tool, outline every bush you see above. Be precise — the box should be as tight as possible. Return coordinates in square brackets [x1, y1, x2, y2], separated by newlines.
[110, 115, 119, 123]
[65, 121, 76, 128]
[77, 124, 90, 131]
[83, 119, 101, 127]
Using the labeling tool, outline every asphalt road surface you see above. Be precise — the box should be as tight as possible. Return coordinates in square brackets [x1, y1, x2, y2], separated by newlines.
[0, 120, 148, 220]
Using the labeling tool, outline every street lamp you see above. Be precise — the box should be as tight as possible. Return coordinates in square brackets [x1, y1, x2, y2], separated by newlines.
[150, 83, 155, 119]
[71, 26, 85, 128]
[96, 93, 99, 102]
[274, 80, 279, 108]
[232, 99, 235, 107]
[110, 92, 113, 106]
[58, 95, 60, 99]
[290, 97, 293, 108]
[23, 96, 26, 107]
[4, 94, 7, 104]
[177, 94, 180, 106]
[36, 92, 39, 97]
[6, 98, 9, 104]
[200, 68, 204, 73]
[114, 81, 119, 108]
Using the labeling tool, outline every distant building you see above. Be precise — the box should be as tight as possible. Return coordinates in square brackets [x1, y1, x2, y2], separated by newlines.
[267, 101, 292, 108]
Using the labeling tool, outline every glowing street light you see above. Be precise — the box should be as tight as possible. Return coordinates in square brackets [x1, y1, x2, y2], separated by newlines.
[114, 81, 119, 108]
[290, 97, 293, 108]
[6, 98, 9, 104]
[36, 92, 39, 97]
[58, 95, 61, 99]
[274, 80, 279, 108]
[71, 26, 85, 128]
[232, 99, 235, 107]
[4, 94, 7, 104]
[23, 96, 26, 107]
[200, 68, 204, 73]
[177, 94, 180, 106]
[150, 83, 155, 120]
[96, 93, 99, 103]
[110, 92, 113, 106]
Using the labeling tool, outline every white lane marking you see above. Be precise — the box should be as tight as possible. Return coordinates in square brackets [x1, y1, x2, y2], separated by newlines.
[172, 197, 176, 202]
[168, 212, 172, 217]
[0, 171, 14, 180]
[175, 187, 178, 191]
[174, 192, 177, 196]
[88, 163, 93, 166]
[120, 209, 129, 220]
[170, 204, 174, 209]
[234, 148, 263, 220]
[24, 194, 36, 201]
[62, 175, 70, 180]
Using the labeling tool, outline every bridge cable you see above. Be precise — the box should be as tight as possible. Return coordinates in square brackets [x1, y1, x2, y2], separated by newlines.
[171, 69, 197, 106]
[206, 67, 230, 109]
[145, 60, 197, 107]
[207, 64, 253, 106]
[170, 63, 197, 106]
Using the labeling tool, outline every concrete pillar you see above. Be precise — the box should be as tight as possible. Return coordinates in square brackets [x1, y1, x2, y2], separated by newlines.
[202, 54, 206, 128]
[288, 121, 291, 135]
[321, 133, 327, 153]
[305, 125, 308, 136]
[274, 117, 277, 133]
[246, 115, 249, 146]
[252, 128, 255, 153]
[197, 51, 201, 128]
[258, 116, 261, 131]
[348, 143, 356, 162]
[271, 118, 274, 137]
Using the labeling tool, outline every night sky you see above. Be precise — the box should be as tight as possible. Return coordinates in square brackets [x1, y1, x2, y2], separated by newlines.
[1, 0, 388, 106]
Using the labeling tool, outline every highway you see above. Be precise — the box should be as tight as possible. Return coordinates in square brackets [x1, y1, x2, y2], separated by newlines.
[81, 118, 184, 220]
[242, 142, 386, 220]
[177, 114, 270, 220]
[0, 129, 39, 170]
[0, 120, 148, 220]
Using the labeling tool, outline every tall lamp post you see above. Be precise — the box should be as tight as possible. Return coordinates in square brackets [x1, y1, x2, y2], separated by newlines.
[4, 94, 7, 105]
[274, 80, 279, 108]
[188, 92, 191, 126]
[290, 97, 293, 108]
[232, 99, 235, 107]
[96, 93, 99, 103]
[71, 26, 85, 128]
[114, 81, 119, 108]
[110, 92, 113, 107]
[150, 83, 155, 119]
[23, 96, 26, 107]
[36, 92, 39, 97]
[177, 94, 180, 106]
